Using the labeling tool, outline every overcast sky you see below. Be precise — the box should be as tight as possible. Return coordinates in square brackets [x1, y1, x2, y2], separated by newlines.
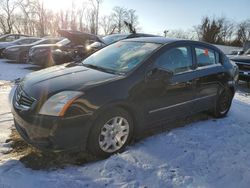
[42, 0, 250, 35]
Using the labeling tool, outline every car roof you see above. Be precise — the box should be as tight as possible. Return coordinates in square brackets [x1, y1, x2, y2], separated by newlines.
[123, 37, 181, 44]
[123, 37, 223, 51]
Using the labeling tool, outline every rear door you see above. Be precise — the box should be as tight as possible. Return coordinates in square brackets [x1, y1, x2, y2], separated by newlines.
[193, 45, 225, 112]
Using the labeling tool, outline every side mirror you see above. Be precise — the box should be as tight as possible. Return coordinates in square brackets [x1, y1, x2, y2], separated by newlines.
[146, 67, 173, 81]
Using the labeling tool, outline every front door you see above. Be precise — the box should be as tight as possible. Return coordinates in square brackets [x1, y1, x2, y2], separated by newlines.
[143, 45, 197, 128]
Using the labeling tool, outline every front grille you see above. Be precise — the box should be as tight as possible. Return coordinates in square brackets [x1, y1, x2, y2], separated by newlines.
[236, 62, 250, 71]
[15, 86, 35, 110]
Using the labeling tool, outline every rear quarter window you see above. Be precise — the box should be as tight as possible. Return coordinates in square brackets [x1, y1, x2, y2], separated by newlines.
[195, 47, 219, 67]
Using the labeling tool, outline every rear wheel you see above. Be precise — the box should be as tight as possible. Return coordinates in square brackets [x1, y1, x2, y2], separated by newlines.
[88, 107, 134, 158]
[213, 87, 233, 118]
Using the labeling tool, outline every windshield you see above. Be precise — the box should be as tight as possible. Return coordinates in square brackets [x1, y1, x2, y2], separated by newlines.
[57, 38, 70, 46]
[82, 41, 161, 74]
[102, 34, 129, 45]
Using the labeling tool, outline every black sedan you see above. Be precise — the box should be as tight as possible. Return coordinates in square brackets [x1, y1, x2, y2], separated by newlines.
[0, 37, 40, 57]
[230, 49, 250, 82]
[3, 38, 62, 63]
[11, 37, 238, 157]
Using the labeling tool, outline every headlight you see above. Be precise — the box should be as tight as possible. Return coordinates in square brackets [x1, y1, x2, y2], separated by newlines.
[39, 91, 83, 116]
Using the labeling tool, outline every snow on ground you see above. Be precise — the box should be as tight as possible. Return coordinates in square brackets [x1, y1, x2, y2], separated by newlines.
[0, 60, 250, 188]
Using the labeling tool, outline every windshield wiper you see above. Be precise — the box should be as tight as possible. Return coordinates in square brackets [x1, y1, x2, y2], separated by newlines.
[83, 64, 124, 75]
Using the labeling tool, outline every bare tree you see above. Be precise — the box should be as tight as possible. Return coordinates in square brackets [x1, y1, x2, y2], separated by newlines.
[0, 0, 21, 34]
[100, 15, 116, 35]
[112, 6, 127, 33]
[89, 0, 102, 34]
[77, 3, 86, 32]
[70, 2, 77, 30]
[236, 20, 250, 45]
[126, 9, 139, 32]
[195, 16, 235, 45]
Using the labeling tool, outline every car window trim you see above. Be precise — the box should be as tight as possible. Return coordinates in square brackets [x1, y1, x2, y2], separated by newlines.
[196, 63, 222, 71]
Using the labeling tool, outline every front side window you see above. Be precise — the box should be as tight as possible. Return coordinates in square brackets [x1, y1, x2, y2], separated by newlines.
[155, 46, 193, 74]
[195, 47, 218, 67]
[82, 41, 161, 74]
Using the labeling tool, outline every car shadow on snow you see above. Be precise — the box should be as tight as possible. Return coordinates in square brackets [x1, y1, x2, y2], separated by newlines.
[5, 128, 99, 170]
[1, 59, 42, 71]
[4, 112, 212, 171]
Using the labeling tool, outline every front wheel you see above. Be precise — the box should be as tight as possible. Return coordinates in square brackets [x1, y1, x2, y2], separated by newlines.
[87, 107, 134, 158]
[213, 87, 233, 118]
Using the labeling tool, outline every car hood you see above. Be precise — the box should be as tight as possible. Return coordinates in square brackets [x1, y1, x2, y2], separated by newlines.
[231, 55, 250, 64]
[21, 63, 122, 100]
[57, 29, 105, 45]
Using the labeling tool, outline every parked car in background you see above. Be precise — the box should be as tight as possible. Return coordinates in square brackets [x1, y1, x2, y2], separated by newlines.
[227, 50, 244, 58]
[86, 33, 159, 54]
[51, 33, 159, 67]
[0, 34, 29, 42]
[11, 37, 238, 157]
[0, 37, 40, 57]
[3, 37, 62, 63]
[230, 49, 250, 82]
[29, 30, 103, 67]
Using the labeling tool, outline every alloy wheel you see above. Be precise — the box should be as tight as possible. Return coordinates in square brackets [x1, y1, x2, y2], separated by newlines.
[98, 116, 129, 153]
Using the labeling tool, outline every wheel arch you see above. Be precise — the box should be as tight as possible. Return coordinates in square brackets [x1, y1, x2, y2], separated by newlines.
[92, 101, 143, 139]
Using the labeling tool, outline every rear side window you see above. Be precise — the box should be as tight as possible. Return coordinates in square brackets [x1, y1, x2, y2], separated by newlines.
[155, 46, 193, 74]
[195, 47, 219, 67]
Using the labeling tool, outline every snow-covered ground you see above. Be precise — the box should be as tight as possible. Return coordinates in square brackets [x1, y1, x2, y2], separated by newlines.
[0, 60, 250, 188]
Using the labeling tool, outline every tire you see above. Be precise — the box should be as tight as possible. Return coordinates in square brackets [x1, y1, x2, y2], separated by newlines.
[213, 87, 233, 118]
[87, 107, 134, 158]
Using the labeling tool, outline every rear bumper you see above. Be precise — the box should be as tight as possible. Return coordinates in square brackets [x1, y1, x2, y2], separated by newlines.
[12, 106, 93, 152]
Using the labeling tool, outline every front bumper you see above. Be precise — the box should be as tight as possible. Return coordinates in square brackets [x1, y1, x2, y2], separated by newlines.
[12, 105, 93, 152]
